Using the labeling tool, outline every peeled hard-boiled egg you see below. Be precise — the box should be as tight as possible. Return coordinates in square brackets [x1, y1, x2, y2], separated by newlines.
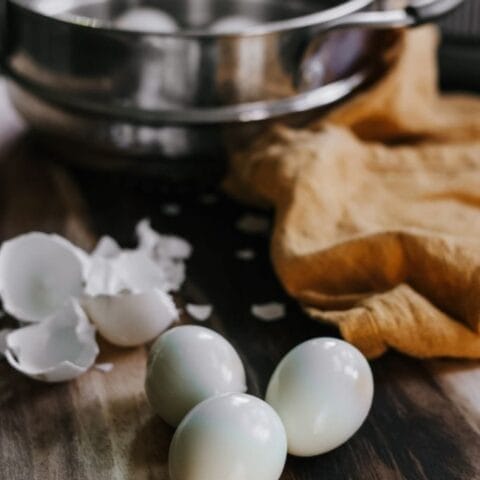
[266, 338, 374, 456]
[145, 325, 246, 426]
[169, 393, 287, 480]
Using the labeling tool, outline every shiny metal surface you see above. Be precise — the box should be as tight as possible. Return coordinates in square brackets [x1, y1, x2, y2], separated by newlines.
[1, 0, 464, 177]
[6, 73, 369, 183]
[5, 0, 377, 121]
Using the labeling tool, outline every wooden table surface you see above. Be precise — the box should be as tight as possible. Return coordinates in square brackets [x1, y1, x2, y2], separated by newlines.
[0, 83, 480, 480]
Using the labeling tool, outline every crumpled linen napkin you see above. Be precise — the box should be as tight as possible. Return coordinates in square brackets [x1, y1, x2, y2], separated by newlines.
[226, 26, 480, 359]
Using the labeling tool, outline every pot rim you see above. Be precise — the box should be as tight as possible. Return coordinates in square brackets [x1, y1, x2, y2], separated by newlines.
[6, 66, 371, 124]
[9, 0, 373, 38]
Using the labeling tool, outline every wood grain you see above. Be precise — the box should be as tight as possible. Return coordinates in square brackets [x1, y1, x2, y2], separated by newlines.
[0, 85, 480, 480]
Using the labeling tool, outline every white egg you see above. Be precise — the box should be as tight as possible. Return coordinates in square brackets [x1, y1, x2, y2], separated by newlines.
[145, 325, 247, 426]
[169, 393, 287, 480]
[115, 7, 178, 33]
[266, 338, 374, 456]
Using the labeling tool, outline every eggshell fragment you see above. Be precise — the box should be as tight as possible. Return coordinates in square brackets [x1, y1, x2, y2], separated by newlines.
[236, 248, 256, 261]
[136, 219, 192, 260]
[0, 329, 11, 357]
[0, 233, 86, 322]
[145, 325, 247, 426]
[266, 338, 374, 456]
[86, 250, 173, 297]
[252, 303, 285, 322]
[114, 251, 172, 292]
[94, 363, 114, 373]
[236, 214, 270, 235]
[84, 257, 123, 297]
[185, 304, 212, 322]
[86, 222, 191, 296]
[115, 7, 178, 33]
[161, 203, 181, 216]
[91, 236, 121, 259]
[169, 393, 287, 480]
[5, 300, 98, 382]
[136, 219, 191, 291]
[155, 259, 186, 292]
[83, 289, 178, 347]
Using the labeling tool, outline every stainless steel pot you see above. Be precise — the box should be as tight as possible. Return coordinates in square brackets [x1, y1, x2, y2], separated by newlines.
[1, 0, 464, 181]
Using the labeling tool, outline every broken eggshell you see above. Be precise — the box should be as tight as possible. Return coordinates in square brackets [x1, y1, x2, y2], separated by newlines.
[85, 236, 124, 296]
[0, 232, 87, 322]
[236, 214, 270, 235]
[5, 300, 99, 382]
[0, 328, 11, 357]
[85, 250, 172, 296]
[236, 248, 256, 261]
[83, 289, 178, 347]
[85, 221, 190, 296]
[186, 304, 212, 322]
[84, 256, 124, 297]
[91, 235, 122, 259]
[136, 219, 192, 261]
[136, 219, 191, 291]
[251, 303, 286, 322]
[114, 251, 173, 292]
[94, 362, 114, 373]
[154, 257, 186, 293]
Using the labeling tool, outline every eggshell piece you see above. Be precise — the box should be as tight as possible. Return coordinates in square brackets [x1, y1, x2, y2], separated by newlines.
[86, 250, 172, 296]
[91, 236, 122, 259]
[235, 214, 270, 235]
[86, 222, 191, 296]
[136, 219, 192, 261]
[266, 338, 374, 456]
[185, 304, 212, 322]
[5, 300, 98, 382]
[161, 203, 181, 216]
[0, 233, 86, 322]
[84, 256, 125, 297]
[83, 289, 178, 347]
[94, 363, 114, 373]
[169, 393, 287, 480]
[251, 302, 285, 322]
[145, 325, 247, 426]
[114, 251, 172, 293]
[235, 248, 256, 261]
[0, 328, 11, 357]
[156, 258, 186, 292]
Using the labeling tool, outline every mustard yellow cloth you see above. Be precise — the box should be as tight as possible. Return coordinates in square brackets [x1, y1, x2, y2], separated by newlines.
[227, 27, 480, 359]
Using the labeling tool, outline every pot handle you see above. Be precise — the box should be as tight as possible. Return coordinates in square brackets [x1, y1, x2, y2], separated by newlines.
[330, 0, 464, 29]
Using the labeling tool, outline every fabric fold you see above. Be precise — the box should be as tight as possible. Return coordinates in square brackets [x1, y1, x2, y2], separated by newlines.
[227, 26, 480, 359]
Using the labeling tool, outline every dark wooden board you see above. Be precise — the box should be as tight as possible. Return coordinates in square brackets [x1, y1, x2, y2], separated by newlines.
[0, 84, 480, 480]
